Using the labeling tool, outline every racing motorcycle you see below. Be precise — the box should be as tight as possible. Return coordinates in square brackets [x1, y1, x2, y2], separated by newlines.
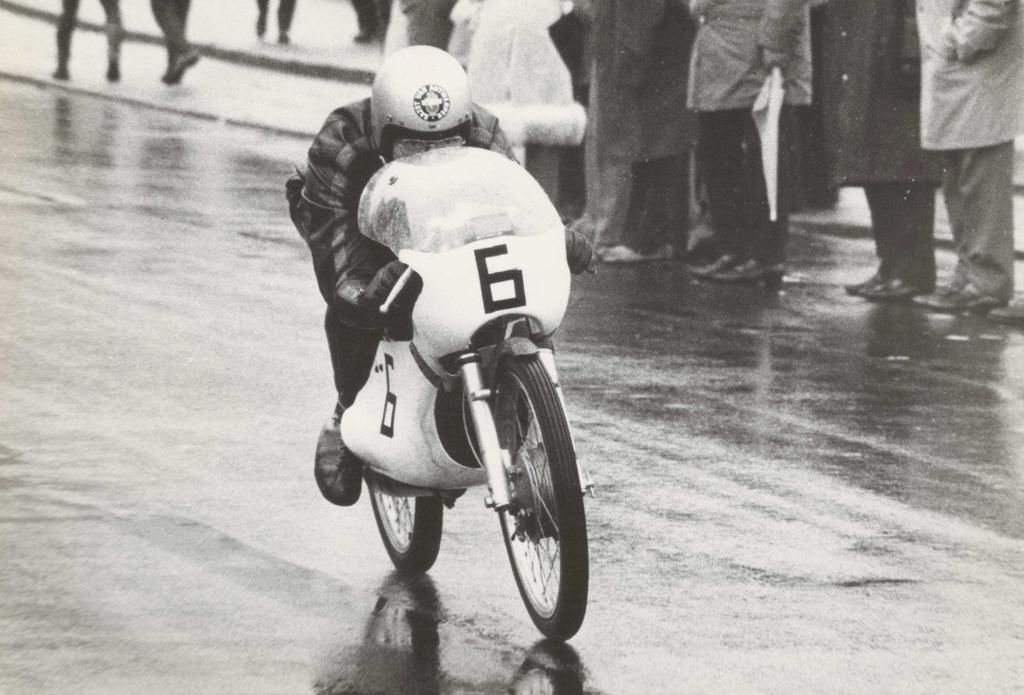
[342, 147, 593, 640]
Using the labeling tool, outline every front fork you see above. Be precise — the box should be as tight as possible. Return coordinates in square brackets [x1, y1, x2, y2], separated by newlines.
[457, 350, 595, 512]
[536, 348, 596, 497]
[457, 355, 512, 510]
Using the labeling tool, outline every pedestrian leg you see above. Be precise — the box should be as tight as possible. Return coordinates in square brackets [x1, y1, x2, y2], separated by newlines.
[402, 0, 457, 50]
[256, 0, 269, 37]
[278, 0, 297, 44]
[152, 0, 198, 84]
[868, 182, 937, 292]
[696, 109, 749, 263]
[942, 142, 1015, 301]
[352, 0, 380, 41]
[623, 156, 687, 258]
[54, 0, 80, 80]
[99, 0, 123, 82]
[744, 107, 793, 273]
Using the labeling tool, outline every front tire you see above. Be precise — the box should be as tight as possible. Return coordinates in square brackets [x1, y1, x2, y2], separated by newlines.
[493, 355, 588, 639]
[368, 482, 443, 574]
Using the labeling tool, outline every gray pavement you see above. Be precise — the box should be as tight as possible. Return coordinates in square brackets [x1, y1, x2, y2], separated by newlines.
[2, 0, 1024, 263]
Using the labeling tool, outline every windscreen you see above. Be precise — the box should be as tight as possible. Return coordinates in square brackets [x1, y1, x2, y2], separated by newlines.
[357, 147, 561, 253]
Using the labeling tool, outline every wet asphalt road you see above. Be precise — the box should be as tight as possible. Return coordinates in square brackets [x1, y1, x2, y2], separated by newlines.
[2, 80, 1024, 694]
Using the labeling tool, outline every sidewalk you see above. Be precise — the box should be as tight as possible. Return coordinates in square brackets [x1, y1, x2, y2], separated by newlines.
[2, 0, 1023, 259]
[0, 0, 381, 83]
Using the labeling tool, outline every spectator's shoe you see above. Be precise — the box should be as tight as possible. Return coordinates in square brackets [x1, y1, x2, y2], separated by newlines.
[707, 258, 775, 284]
[987, 299, 1024, 327]
[52, 65, 69, 81]
[859, 278, 925, 303]
[687, 253, 738, 279]
[598, 245, 671, 264]
[911, 282, 1006, 314]
[353, 30, 378, 44]
[256, 12, 267, 38]
[162, 49, 200, 85]
[106, 61, 120, 83]
[314, 406, 363, 507]
[845, 272, 885, 297]
[278, 32, 290, 45]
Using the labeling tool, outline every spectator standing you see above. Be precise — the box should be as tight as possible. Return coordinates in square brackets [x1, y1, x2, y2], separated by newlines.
[256, 0, 297, 44]
[53, 0, 123, 82]
[576, 0, 697, 264]
[351, 0, 389, 42]
[383, 0, 458, 54]
[911, 0, 1023, 314]
[150, 0, 199, 85]
[686, 0, 813, 286]
[821, 0, 942, 301]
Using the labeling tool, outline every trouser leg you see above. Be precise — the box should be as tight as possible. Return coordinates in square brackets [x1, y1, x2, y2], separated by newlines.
[624, 156, 688, 255]
[150, 0, 186, 64]
[56, 0, 80, 70]
[278, 0, 297, 33]
[698, 110, 747, 258]
[742, 106, 793, 266]
[324, 307, 381, 409]
[99, 0, 123, 64]
[402, 0, 458, 49]
[864, 182, 936, 291]
[942, 142, 1015, 300]
[352, 0, 379, 35]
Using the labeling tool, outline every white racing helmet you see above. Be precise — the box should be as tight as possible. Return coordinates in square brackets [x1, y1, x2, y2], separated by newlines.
[371, 46, 473, 159]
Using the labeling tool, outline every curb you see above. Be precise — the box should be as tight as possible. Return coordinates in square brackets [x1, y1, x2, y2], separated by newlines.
[792, 219, 1024, 262]
[0, 0, 376, 85]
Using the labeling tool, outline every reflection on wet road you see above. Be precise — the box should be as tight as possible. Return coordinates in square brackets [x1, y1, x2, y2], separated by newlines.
[2, 80, 1023, 693]
[314, 573, 585, 694]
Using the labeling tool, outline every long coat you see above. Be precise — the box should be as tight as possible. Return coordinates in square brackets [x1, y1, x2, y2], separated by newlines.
[820, 0, 942, 186]
[917, 0, 1024, 150]
[687, 0, 814, 111]
[591, 0, 697, 164]
[466, 0, 574, 107]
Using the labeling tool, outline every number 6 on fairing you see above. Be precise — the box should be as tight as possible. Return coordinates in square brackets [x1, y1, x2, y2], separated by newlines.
[475, 245, 526, 313]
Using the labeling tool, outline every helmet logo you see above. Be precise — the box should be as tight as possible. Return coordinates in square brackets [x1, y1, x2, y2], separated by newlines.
[412, 84, 451, 122]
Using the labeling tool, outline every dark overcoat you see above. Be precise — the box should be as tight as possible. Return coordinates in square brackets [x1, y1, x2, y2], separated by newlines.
[820, 0, 942, 186]
[590, 0, 697, 164]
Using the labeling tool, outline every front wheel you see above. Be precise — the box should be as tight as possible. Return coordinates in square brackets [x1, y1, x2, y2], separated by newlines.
[368, 481, 443, 575]
[493, 355, 588, 639]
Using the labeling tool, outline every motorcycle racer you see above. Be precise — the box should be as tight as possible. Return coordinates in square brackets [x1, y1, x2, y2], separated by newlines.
[286, 45, 593, 507]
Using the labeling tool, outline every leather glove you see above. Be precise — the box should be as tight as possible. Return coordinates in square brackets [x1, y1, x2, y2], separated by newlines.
[564, 226, 595, 275]
[363, 260, 424, 318]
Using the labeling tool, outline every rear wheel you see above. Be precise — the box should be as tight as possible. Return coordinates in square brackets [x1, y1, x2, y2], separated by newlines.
[493, 355, 588, 639]
[368, 482, 443, 574]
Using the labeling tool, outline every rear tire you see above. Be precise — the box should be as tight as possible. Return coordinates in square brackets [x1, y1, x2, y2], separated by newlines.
[368, 482, 443, 574]
[493, 354, 588, 639]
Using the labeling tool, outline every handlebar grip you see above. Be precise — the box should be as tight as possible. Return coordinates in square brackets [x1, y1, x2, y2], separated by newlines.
[379, 266, 415, 315]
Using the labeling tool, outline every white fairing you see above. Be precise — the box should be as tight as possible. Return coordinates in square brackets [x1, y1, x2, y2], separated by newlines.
[342, 147, 570, 489]
[404, 229, 569, 368]
[341, 342, 488, 489]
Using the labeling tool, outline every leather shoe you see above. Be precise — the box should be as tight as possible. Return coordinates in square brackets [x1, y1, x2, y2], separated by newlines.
[709, 258, 783, 284]
[162, 49, 200, 85]
[911, 282, 1007, 314]
[687, 253, 738, 279]
[859, 278, 924, 302]
[988, 299, 1024, 327]
[845, 272, 885, 297]
[314, 405, 363, 506]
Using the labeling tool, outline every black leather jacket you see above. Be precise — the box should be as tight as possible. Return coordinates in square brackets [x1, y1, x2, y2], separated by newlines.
[286, 97, 516, 328]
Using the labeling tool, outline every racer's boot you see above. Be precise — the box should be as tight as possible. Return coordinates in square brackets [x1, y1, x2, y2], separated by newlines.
[314, 403, 363, 506]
